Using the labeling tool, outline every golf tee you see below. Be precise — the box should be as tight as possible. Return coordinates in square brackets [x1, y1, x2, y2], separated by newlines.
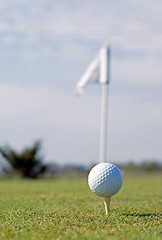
[103, 197, 111, 215]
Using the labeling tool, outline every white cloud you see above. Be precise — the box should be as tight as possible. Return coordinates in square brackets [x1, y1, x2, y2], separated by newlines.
[112, 56, 162, 85]
[1, 0, 162, 82]
[0, 1, 162, 163]
[0, 22, 9, 32]
[108, 92, 162, 161]
[1, 1, 162, 41]
[0, 85, 101, 163]
[0, 84, 161, 163]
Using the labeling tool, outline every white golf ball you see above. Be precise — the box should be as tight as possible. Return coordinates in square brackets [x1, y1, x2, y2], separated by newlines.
[88, 163, 122, 198]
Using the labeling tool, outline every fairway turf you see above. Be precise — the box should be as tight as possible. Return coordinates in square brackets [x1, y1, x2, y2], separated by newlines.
[0, 173, 161, 240]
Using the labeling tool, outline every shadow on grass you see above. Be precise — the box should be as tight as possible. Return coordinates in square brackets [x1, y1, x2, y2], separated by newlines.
[123, 213, 161, 217]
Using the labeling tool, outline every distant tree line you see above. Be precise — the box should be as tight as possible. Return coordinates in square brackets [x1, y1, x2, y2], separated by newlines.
[0, 140, 161, 179]
[117, 161, 162, 172]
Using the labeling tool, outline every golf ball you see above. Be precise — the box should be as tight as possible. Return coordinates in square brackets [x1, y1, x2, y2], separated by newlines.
[88, 163, 122, 198]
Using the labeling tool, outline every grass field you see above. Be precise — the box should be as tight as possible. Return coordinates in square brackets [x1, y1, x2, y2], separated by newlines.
[0, 173, 161, 240]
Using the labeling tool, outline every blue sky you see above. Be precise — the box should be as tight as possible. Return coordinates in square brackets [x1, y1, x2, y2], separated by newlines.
[0, 0, 162, 165]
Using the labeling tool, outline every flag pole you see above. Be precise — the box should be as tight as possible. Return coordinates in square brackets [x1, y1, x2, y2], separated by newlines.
[99, 83, 109, 163]
[99, 46, 110, 163]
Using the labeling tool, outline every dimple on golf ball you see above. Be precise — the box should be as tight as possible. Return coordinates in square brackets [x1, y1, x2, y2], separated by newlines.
[88, 163, 123, 198]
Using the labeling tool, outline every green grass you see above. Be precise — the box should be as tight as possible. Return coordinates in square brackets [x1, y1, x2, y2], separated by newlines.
[0, 173, 161, 240]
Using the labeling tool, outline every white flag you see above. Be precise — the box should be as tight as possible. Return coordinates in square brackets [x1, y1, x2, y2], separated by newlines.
[76, 45, 110, 95]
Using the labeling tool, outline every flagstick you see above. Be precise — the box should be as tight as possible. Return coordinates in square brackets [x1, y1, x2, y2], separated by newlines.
[99, 83, 109, 163]
[99, 46, 110, 215]
[100, 83, 111, 215]
[99, 46, 110, 164]
[76, 45, 111, 215]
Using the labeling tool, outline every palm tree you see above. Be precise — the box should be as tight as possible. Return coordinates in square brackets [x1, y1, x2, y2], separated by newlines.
[0, 140, 46, 178]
